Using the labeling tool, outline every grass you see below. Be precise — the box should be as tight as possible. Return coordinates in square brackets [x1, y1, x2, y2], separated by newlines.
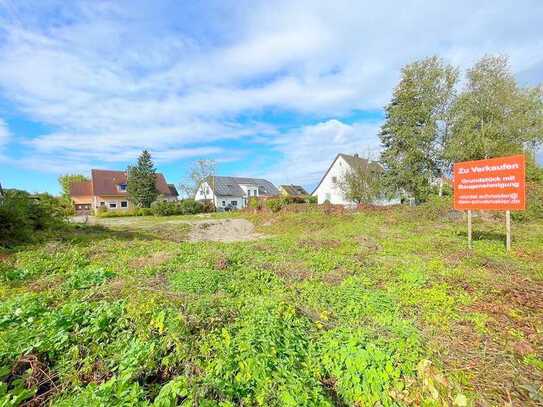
[0, 202, 542, 405]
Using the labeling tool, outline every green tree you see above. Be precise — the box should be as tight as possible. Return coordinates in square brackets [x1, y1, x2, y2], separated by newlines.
[58, 174, 89, 197]
[379, 56, 458, 202]
[336, 159, 384, 204]
[127, 150, 158, 208]
[445, 55, 543, 162]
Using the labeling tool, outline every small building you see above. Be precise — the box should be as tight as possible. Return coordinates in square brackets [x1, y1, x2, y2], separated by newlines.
[70, 169, 177, 213]
[312, 153, 401, 206]
[195, 176, 279, 210]
[279, 184, 308, 197]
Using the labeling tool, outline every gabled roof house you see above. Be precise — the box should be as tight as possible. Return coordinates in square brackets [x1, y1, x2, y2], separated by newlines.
[279, 184, 308, 196]
[70, 169, 177, 212]
[312, 153, 400, 206]
[195, 176, 279, 210]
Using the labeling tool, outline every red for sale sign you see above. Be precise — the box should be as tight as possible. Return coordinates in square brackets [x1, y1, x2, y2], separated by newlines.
[453, 155, 526, 211]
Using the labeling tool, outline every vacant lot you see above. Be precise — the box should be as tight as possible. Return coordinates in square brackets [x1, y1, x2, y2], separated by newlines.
[1, 202, 542, 406]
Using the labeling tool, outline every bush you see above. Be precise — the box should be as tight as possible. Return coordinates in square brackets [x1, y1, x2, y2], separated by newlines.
[178, 199, 204, 215]
[150, 199, 205, 216]
[513, 181, 543, 222]
[151, 201, 179, 216]
[0, 190, 66, 244]
[266, 198, 284, 213]
[199, 199, 216, 213]
[305, 195, 317, 204]
[248, 197, 262, 210]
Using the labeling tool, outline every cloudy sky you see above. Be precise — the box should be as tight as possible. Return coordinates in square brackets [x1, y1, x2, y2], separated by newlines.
[0, 0, 542, 194]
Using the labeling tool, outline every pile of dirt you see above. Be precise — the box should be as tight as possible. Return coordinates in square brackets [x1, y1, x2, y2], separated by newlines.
[188, 219, 263, 242]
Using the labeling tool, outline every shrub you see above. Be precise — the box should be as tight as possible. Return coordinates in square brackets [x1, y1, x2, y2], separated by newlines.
[150, 199, 204, 216]
[513, 161, 543, 222]
[95, 206, 108, 216]
[0, 190, 65, 244]
[136, 207, 154, 216]
[266, 198, 284, 213]
[199, 199, 216, 213]
[305, 195, 317, 204]
[178, 199, 204, 215]
[248, 197, 262, 210]
[151, 201, 179, 216]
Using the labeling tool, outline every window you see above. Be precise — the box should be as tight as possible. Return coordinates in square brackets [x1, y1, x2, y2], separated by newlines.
[332, 176, 337, 183]
[121, 201, 128, 208]
[222, 201, 226, 206]
[100, 201, 105, 207]
[118, 183, 127, 191]
[109, 202, 117, 208]
[231, 201, 238, 206]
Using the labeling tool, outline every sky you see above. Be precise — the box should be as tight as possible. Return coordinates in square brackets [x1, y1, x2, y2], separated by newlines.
[0, 0, 542, 195]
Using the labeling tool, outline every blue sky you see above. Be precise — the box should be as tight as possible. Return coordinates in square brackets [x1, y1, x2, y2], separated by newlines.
[0, 0, 542, 194]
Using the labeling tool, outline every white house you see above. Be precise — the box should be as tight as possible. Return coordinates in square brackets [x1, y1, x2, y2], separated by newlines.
[195, 176, 279, 210]
[312, 153, 401, 206]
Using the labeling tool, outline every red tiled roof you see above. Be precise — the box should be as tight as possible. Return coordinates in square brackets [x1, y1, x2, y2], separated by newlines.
[70, 180, 93, 197]
[90, 169, 173, 197]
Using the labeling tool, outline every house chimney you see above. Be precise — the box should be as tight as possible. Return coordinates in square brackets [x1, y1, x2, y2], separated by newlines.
[353, 153, 359, 158]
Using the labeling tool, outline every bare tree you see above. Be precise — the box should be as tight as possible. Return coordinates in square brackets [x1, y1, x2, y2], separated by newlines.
[178, 159, 216, 199]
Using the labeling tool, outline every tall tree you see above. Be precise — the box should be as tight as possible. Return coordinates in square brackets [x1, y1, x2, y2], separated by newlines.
[445, 55, 543, 162]
[379, 56, 458, 202]
[178, 159, 216, 199]
[127, 150, 158, 208]
[58, 174, 89, 197]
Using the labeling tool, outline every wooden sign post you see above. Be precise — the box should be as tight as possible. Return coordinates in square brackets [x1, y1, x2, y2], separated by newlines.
[453, 155, 526, 251]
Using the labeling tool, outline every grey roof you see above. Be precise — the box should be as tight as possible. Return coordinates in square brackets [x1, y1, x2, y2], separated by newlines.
[207, 176, 279, 197]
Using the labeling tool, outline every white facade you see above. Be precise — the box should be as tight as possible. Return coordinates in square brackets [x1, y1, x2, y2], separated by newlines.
[312, 155, 401, 206]
[195, 181, 246, 210]
[313, 155, 352, 205]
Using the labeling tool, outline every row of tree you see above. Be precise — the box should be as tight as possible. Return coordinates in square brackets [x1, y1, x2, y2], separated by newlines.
[379, 55, 543, 202]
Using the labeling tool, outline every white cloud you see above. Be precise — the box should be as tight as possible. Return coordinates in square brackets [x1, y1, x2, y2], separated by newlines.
[0, 118, 9, 147]
[260, 119, 382, 189]
[0, 0, 541, 177]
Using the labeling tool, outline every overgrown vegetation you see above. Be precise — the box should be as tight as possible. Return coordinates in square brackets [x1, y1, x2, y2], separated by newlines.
[1, 203, 541, 405]
[0, 190, 66, 245]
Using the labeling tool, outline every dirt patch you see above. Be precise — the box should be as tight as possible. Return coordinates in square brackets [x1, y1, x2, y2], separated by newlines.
[188, 219, 264, 242]
[28, 275, 64, 293]
[321, 268, 353, 285]
[272, 261, 314, 282]
[356, 235, 381, 252]
[298, 238, 341, 250]
[444, 250, 471, 267]
[128, 251, 174, 269]
[436, 272, 543, 405]
[6, 354, 59, 406]
[215, 256, 230, 270]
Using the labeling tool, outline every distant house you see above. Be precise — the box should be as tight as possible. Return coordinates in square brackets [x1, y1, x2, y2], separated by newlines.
[70, 169, 177, 213]
[279, 184, 308, 196]
[312, 153, 401, 206]
[195, 176, 279, 210]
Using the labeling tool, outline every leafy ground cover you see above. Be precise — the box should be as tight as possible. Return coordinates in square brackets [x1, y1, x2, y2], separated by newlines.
[0, 202, 542, 406]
